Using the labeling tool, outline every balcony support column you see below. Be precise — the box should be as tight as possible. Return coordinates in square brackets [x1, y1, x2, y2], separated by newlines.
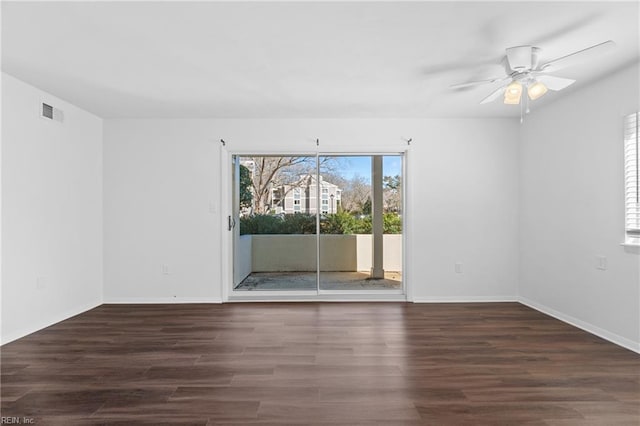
[371, 155, 384, 279]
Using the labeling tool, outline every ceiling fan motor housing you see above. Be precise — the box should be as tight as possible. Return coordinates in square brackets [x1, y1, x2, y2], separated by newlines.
[505, 46, 541, 72]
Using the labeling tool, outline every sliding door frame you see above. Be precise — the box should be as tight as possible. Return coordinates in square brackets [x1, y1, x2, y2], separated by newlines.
[220, 148, 410, 302]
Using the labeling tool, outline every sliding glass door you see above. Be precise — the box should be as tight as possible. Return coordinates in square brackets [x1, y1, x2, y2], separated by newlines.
[232, 155, 318, 291]
[231, 153, 403, 296]
[318, 155, 403, 292]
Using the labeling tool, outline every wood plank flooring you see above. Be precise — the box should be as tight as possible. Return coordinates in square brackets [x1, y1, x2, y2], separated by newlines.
[1, 302, 639, 425]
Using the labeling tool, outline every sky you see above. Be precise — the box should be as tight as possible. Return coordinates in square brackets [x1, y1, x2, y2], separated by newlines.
[322, 155, 402, 183]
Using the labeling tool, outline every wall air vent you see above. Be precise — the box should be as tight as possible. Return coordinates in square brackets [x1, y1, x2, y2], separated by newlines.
[42, 103, 54, 119]
[41, 102, 64, 123]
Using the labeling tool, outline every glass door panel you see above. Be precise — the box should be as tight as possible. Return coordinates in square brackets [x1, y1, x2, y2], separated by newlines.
[318, 155, 403, 292]
[232, 155, 318, 291]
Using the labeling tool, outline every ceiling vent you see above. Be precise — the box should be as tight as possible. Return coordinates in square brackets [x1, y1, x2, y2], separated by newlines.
[41, 102, 64, 123]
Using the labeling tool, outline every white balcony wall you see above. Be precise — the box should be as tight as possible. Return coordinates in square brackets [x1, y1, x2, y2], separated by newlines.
[247, 234, 402, 273]
[235, 234, 252, 284]
[356, 234, 403, 271]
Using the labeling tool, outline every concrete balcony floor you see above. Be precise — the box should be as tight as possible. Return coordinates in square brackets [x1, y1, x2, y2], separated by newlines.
[235, 271, 402, 290]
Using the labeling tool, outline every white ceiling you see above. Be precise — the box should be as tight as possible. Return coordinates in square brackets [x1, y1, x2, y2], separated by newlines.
[2, 1, 638, 119]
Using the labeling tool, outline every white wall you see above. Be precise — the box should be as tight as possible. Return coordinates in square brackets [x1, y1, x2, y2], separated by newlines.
[519, 62, 640, 352]
[409, 120, 520, 301]
[1, 73, 103, 344]
[103, 118, 520, 303]
[103, 121, 222, 302]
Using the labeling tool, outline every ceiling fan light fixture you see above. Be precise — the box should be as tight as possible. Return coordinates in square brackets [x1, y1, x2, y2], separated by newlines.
[528, 81, 548, 100]
[504, 81, 522, 105]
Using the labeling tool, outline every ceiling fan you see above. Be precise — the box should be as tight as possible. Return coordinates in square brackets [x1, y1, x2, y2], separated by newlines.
[450, 40, 616, 109]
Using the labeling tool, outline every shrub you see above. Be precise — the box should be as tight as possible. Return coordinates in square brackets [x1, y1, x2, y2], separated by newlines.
[383, 213, 402, 234]
[352, 215, 372, 234]
[281, 213, 316, 234]
[321, 211, 357, 234]
[239, 214, 283, 235]
[240, 212, 402, 235]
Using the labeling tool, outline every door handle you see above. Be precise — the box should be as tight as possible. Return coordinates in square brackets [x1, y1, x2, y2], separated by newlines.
[228, 215, 236, 231]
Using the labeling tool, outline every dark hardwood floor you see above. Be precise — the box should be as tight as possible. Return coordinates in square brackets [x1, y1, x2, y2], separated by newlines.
[1, 302, 639, 425]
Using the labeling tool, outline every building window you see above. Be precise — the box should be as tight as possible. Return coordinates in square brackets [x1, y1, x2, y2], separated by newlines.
[322, 199, 328, 205]
[293, 188, 301, 199]
[322, 187, 328, 200]
[336, 190, 341, 200]
[625, 112, 639, 244]
[293, 199, 301, 212]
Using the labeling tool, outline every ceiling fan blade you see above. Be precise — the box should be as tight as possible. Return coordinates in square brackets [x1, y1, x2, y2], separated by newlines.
[537, 75, 576, 91]
[530, 14, 599, 46]
[539, 40, 615, 72]
[450, 76, 507, 89]
[480, 83, 509, 104]
[422, 59, 499, 77]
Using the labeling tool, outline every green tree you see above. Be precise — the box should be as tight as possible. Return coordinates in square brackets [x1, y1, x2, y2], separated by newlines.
[362, 197, 372, 215]
[383, 175, 401, 213]
[383, 175, 401, 190]
[239, 164, 253, 209]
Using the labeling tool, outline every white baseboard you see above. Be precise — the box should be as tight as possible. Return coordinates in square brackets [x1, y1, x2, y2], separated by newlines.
[1, 300, 101, 345]
[413, 296, 518, 303]
[518, 296, 640, 354]
[103, 297, 223, 304]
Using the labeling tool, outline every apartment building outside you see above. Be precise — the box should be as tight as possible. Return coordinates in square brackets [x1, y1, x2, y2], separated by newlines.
[272, 175, 341, 215]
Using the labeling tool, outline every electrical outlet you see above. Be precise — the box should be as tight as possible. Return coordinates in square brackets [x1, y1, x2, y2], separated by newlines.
[595, 256, 607, 271]
[36, 276, 47, 290]
[161, 264, 170, 275]
[455, 262, 463, 274]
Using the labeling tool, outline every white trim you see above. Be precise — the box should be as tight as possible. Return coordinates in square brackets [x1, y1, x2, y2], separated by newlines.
[318, 289, 405, 296]
[621, 242, 640, 249]
[230, 289, 405, 299]
[1, 300, 101, 345]
[413, 296, 518, 303]
[229, 149, 406, 156]
[227, 294, 407, 302]
[103, 298, 223, 304]
[519, 296, 640, 354]
[221, 146, 231, 303]
[623, 112, 639, 239]
[315, 153, 321, 291]
[402, 148, 411, 301]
